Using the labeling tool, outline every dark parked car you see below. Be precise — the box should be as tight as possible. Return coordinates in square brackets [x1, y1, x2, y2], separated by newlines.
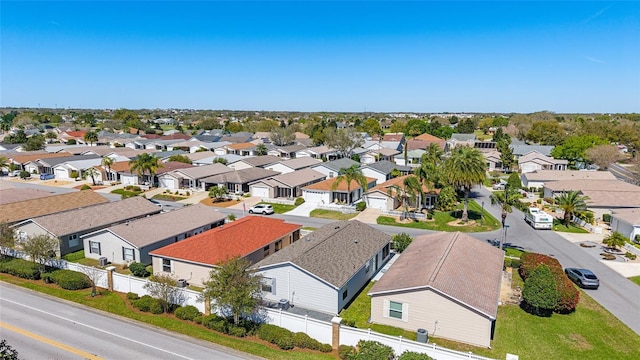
[565, 268, 599, 289]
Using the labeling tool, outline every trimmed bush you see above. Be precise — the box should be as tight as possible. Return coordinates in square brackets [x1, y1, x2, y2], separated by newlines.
[128, 262, 150, 277]
[149, 299, 164, 314]
[355, 202, 366, 211]
[354, 340, 395, 360]
[339, 345, 357, 360]
[193, 315, 203, 324]
[522, 264, 558, 316]
[294, 197, 305, 206]
[132, 295, 154, 312]
[520, 252, 579, 313]
[626, 252, 637, 260]
[0, 258, 41, 280]
[603, 213, 612, 223]
[46, 270, 92, 290]
[292, 332, 321, 350]
[227, 324, 248, 337]
[398, 352, 434, 360]
[80, 184, 92, 190]
[126, 292, 140, 300]
[258, 324, 294, 350]
[174, 305, 201, 321]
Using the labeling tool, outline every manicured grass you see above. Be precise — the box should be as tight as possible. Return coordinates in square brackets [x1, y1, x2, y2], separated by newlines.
[0, 274, 334, 360]
[629, 276, 640, 286]
[301, 227, 317, 231]
[62, 250, 85, 262]
[111, 188, 143, 198]
[339, 275, 640, 360]
[310, 209, 358, 220]
[504, 247, 525, 258]
[258, 202, 297, 214]
[153, 194, 188, 201]
[553, 219, 590, 234]
[376, 200, 500, 232]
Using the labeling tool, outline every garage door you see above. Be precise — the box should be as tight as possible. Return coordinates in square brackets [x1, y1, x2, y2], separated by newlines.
[367, 196, 388, 210]
[303, 190, 326, 203]
[251, 186, 270, 198]
[159, 177, 176, 190]
[55, 168, 68, 179]
[121, 175, 138, 186]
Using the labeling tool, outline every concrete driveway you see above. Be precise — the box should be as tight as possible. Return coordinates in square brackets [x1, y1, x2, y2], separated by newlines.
[284, 201, 318, 217]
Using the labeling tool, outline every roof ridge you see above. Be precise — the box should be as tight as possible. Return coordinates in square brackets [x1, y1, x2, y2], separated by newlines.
[428, 232, 458, 283]
[290, 221, 352, 262]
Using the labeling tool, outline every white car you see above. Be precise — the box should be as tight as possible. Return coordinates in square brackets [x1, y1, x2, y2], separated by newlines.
[248, 204, 274, 215]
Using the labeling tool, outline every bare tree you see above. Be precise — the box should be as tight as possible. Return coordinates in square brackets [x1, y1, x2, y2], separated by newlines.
[0, 222, 15, 259]
[81, 266, 106, 297]
[21, 234, 59, 270]
[324, 128, 364, 158]
[144, 273, 185, 313]
[585, 144, 623, 170]
[270, 127, 295, 146]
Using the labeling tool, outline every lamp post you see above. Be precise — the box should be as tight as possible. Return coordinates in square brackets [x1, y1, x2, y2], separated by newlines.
[481, 201, 485, 226]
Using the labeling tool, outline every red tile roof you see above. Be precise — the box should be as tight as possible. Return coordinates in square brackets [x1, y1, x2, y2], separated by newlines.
[65, 131, 87, 138]
[150, 217, 301, 266]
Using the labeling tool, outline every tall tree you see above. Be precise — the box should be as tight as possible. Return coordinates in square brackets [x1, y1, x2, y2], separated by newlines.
[445, 146, 487, 222]
[331, 165, 369, 205]
[255, 143, 268, 156]
[270, 127, 295, 146]
[25, 134, 46, 151]
[361, 118, 383, 138]
[101, 156, 114, 182]
[144, 273, 184, 313]
[84, 130, 98, 146]
[0, 222, 15, 259]
[526, 121, 565, 145]
[490, 184, 521, 229]
[0, 156, 9, 173]
[129, 153, 163, 185]
[555, 190, 590, 226]
[551, 135, 606, 167]
[387, 175, 422, 220]
[414, 143, 444, 189]
[167, 155, 192, 164]
[201, 257, 263, 325]
[324, 128, 364, 158]
[22, 234, 58, 271]
[84, 167, 99, 186]
[585, 144, 623, 170]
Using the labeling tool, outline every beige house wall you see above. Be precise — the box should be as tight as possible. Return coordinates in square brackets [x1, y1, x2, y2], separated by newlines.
[370, 288, 493, 348]
[151, 257, 213, 287]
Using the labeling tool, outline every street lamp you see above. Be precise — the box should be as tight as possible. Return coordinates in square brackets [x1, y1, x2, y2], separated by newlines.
[481, 201, 485, 226]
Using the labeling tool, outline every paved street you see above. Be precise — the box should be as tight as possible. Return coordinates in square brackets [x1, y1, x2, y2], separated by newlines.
[0, 284, 261, 360]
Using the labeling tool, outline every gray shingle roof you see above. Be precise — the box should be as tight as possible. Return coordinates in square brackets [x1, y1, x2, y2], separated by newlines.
[274, 157, 321, 170]
[201, 167, 280, 184]
[319, 158, 359, 172]
[362, 160, 411, 175]
[237, 155, 281, 167]
[510, 144, 554, 157]
[171, 163, 232, 179]
[369, 232, 503, 319]
[260, 168, 326, 187]
[254, 220, 391, 288]
[38, 154, 101, 167]
[26, 196, 161, 236]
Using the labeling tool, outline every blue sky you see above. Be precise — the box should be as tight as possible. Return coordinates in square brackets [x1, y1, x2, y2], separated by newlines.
[2, 1, 639, 113]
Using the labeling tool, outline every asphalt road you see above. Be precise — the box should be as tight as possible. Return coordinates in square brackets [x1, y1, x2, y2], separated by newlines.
[0, 284, 261, 360]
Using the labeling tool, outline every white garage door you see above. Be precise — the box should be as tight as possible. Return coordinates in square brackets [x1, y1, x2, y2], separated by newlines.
[159, 177, 176, 190]
[303, 190, 327, 204]
[55, 168, 68, 179]
[367, 196, 388, 210]
[121, 174, 138, 186]
[251, 186, 270, 198]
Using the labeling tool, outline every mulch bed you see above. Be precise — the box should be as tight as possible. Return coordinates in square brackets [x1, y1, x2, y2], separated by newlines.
[200, 197, 242, 208]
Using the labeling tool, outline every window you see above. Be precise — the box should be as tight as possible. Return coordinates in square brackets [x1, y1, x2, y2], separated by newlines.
[329, 172, 335, 178]
[275, 240, 282, 252]
[261, 278, 275, 294]
[342, 289, 348, 300]
[162, 259, 172, 272]
[263, 245, 270, 258]
[389, 301, 403, 319]
[365, 260, 371, 273]
[89, 241, 101, 255]
[123, 247, 135, 262]
[382, 243, 390, 259]
[68, 234, 79, 248]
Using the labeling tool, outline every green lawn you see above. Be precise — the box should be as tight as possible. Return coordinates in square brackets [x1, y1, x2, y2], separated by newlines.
[629, 276, 640, 286]
[0, 274, 334, 360]
[111, 188, 143, 198]
[339, 277, 640, 360]
[153, 194, 188, 202]
[376, 200, 500, 232]
[258, 202, 297, 214]
[553, 219, 590, 233]
[310, 209, 358, 220]
[504, 247, 525, 258]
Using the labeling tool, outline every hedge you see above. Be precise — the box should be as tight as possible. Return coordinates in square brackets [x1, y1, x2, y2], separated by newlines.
[174, 305, 201, 321]
[128, 262, 150, 277]
[126, 292, 140, 300]
[355, 202, 366, 211]
[292, 332, 331, 352]
[131, 295, 165, 314]
[42, 270, 92, 290]
[258, 324, 294, 350]
[294, 197, 305, 206]
[519, 252, 580, 313]
[0, 258, 41, 280]
[398, 352, 434, 360]
[339, 345, 356, 360]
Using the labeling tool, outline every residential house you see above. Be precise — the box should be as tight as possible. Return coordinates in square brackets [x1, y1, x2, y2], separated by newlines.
[543, 179, 640, 209]
[7, 151, 73, 173]
[362, 140, 403, 152]
[12, 197, 161, 256]
[264, 157, 322, 174]
[518, 150, 568, 173]
[200, 168, 280, 194]
[249, 168, 326, 199]
[360, 148, 401, 165]
[364, 175, 439, 211]
[483, 150, 503, 172]
[360, 160, 411, 185]
[296, 145, 340, 161]
[156, 163, 233, 191]
[521, 170, 616, 189]
[52, 156, 106, 180]
[510, 143, 554, 160]
[227, 155, 281, 170]
[0, 190, 109, 224]
[223, 142, 257, 156]
[610, 209, 640, 242]
[445, 133, 476, 151]
[301, 176, 376, 205]
[311, 158, 359, 179]
[369, 232, 503, 348]
[412, 133, 446, 150]
[394, 149, 426, 168]
[81, 204, 226, 265]
[267, 145, 307, 159]
[150, 217, 302, 287]
[192, 154, 244, 167]
[253, 220, 392, 315]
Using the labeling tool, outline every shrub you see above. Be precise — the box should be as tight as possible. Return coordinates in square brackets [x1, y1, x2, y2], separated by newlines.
[519, 252, 579, 313]
[80, 184, 92, 190]
[398, 352, 434, 360]
[392, 233, 413, 253]
[603, 213, 612, 223]
[341, 319, 356, 327]
[227, 324, 248, 337]
[132, 295, 155, 312]
[227, 214, 236, 221]
[626, 252, 637, 260]
[319, 344, 333, 353]
[294, 197, 305, 206]
[193, 315, 203, 324]
[522, 264, 558, 316]
[339, 345, 357, 360]
[149, 299, 165, 314]
[555, 276, 580, 314]
[355, 202, 366, 211]
[0, 258, 41, 280]
[128, 262, 150, 277]
[292, 332, 323, 350]
[519, 253, 563, 280]
[536, 198, 542, 204]
[70, 171, 79, 179]
[201, 314, 225, 329]
[174, 305, 201, 321]
[258, 324, 294, 350]
[543, 197, 554, 205]
[48, 270, 92, 290]
[354, 340, 395, 360]
[126, 292, 140, 300]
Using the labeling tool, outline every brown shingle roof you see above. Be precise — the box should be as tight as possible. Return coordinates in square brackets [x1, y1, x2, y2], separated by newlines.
[25, 196, 161, 236]
[10, 151, 73, 164]
[150, 217, 301, 266]
[369, 232, 503, 318]
[302, 176, 376, 192]
[0, 190, 109, 224]
[0, 188, 53, 205]
[524, 170, 616, 182]
[612, 208, 640, 225]
[201, 167, 280, 184]
[253, 220, 391, 288]
[236, 155, 281, 167]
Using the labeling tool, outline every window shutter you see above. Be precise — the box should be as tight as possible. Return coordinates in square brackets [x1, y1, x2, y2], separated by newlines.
[271, 278, 276, 296]
[122, 247, 125, 260]
[383, 299, 389, 318]
[98, 243, 101, 256]
[402, 303, 409, 322]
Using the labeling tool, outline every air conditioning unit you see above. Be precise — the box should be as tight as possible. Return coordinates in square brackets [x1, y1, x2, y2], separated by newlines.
[176, 279, 188, 288]
[98, 257, 108, 267]
[278, 299, 290, 311]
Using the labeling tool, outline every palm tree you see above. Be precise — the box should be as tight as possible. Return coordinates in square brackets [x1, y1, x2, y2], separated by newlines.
[84, 130, 98, 146]
[129, 153, 163, 186]
[387, 175, 423, 220]
[101, 156, 114, 182]
[208, 186, 229, 202]
[0, 156, 9, 174]
[445, 146, 487, 222]
[555, 190, 590, 226]
[255, 143, 268, 156]
[414, 143, 444, 190]
[84, 167, 99, 186]
[603, 231, 627, 250]
[331, 165, 368, 205]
